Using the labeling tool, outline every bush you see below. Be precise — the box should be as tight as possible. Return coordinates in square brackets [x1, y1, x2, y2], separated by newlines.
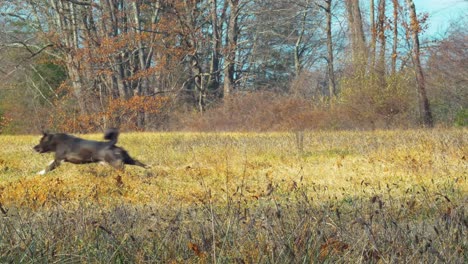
[0, 110, 12, 134]
[454, 109, 467, 126]
[172, 91, 337, 131]
[172, 76, 423, 132]
[339, 72, 417, 129]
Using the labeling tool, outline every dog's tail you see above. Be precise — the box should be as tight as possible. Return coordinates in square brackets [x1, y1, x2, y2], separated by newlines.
[104, 128, 119, 145]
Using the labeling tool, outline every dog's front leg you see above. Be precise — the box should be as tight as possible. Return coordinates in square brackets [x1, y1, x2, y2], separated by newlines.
[38, 160, 61, 175]
[109, 160, 124, 171]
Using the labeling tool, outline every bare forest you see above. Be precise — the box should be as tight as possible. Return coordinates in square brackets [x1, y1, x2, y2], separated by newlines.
[0, 0, 467, 133]
[0, 2, 467, 262]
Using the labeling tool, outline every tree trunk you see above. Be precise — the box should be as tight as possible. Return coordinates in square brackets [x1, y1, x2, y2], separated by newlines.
[49, 0, 87, 113]
[191, 55, 206, 113]
[406, 0, 433, 127]
[132, 1, 149, 96]
[324, 0, 336, 98]
[208, 0, 223, 94]
[345, 0, 367, 72]
[132, 1, 149, 128]
[370, 0, 376, 68]
[223, 0, 239, 99]
[391, 0, 398, 75]
[377, 0, 386, 88]
[294, 1, 309, 77]
[377, 0, 386, 77]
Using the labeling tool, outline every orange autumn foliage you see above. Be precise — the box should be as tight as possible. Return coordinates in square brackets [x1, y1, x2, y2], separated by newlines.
[49, 95, 170, 133]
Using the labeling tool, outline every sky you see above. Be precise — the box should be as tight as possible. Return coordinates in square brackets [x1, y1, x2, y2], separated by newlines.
[414, 0, 468, 37]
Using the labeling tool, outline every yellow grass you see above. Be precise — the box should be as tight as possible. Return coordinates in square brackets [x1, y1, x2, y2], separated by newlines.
[1, 130, 465, 208]
[0, 129, 466, 262]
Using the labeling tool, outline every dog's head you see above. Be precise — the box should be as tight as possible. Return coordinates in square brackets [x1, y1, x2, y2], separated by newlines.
[33, 132, 57, 153]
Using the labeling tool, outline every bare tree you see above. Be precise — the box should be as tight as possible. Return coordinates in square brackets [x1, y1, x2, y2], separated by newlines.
[294, 0, 309, 76]
[321, 0, 336, 98]
[405, 0, 433, 127]
[426, 26, 468, 123]
[223, 0, 240, 99]
[208, 0, 226, 94]
[377, 0, 386, 77]
[391, 0, 399, 75]
[345, 0, 367, 72]
[369, 0, 376, 67]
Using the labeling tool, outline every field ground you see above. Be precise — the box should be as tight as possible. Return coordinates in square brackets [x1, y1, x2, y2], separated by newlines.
[0, 129, 466, 263]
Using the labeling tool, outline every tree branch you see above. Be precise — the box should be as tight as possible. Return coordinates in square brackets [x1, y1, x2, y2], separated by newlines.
[62, 0, 92, 6]
[9, 42, 54, 59]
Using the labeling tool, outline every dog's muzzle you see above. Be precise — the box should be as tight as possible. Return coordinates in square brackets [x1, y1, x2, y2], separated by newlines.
[33, 145, 45, 153]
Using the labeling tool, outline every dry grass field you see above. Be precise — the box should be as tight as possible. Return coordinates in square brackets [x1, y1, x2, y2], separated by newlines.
[0, 129, 466, 263]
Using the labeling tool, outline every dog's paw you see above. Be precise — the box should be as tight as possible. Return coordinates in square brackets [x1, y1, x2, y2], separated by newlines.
[37, 170, 46, 175]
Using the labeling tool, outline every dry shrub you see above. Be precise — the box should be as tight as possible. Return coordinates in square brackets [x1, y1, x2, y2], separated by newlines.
[0, 114, 12, 134]
[289, 70, 326, 99]
[173, 91, 340, 131]
[49, 94, 170, 133]
[339, 72, 417, 129]
[173, 70, 420, 132]
[425, 29, 468, 124]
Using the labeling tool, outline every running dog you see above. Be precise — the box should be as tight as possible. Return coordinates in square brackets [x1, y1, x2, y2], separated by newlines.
[33, 129, 148, 175]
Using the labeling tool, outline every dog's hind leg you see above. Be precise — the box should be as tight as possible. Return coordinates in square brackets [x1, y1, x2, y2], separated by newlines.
[38, 159, 61, 175]
[121, 149, 149, 168]
[127, 159, 149, 169]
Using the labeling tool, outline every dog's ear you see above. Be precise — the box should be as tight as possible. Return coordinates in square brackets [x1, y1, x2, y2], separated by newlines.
[42, 131, 48, 137]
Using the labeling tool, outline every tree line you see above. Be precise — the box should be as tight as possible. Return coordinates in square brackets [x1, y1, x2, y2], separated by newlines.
[0, 0, 466, 133]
